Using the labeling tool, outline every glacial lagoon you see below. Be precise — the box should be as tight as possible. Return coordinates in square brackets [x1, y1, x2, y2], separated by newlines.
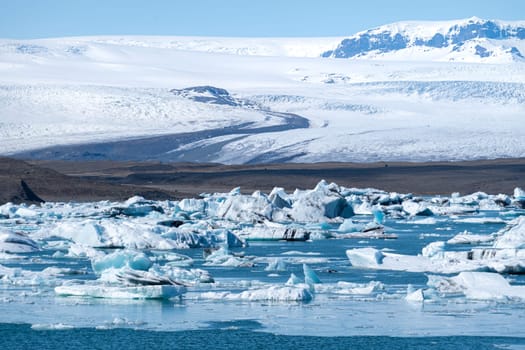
[1, 181, 525, 348]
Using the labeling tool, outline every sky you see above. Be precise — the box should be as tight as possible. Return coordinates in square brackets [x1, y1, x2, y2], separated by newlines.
[1, 0, 525, 39]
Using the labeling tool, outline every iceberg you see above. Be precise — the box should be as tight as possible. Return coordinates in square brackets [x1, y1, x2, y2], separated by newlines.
[198, 284, 313, 302]
[55, 284, 185, 299]
[303, 264, 321, 285]
[346, 248, 384, 268]
[265, 258, 288, 272]
[91, 250, 153, 274]
[49, 220, 183, 250]
[108, 196, 165, 217]
[405, 288, 425, 302]
[239, 225, 310, 241]
[428, 272, 525, 300]
[347, 217, 525, 274]
[402, 201, 433, 217]
[492, 216, 525, 249]
[285, 273, 303, 285]
[288, 181, 352, 222]
[447, 231, 495, 245]
[204, 247, 254, 267]
[0, 230, 39, 253]
[216, 191, 274, 222]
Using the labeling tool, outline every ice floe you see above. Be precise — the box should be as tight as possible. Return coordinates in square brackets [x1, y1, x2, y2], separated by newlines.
[427, 272, 525, 300]
[55, 284, 185, 299]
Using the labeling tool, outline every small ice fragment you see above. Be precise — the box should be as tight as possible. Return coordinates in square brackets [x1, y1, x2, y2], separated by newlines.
[346, 248, 384, 267]
[372, 208, 385, 224]
[405, 287, 425, 302]
[55, 284, 185, 299]
[303, 264, 321, 285]
[285, 273, 303, 286]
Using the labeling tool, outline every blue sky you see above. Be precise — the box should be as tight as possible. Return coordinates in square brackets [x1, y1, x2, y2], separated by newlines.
[1, 0, 524, 39]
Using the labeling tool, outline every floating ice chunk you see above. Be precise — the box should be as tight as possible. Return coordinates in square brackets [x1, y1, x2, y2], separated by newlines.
[14, 207, 39, 218]
[91, 250, 152, 274]
[410, 217, 438, 225]
[237, 285, 313, 302]
[199, 284, 313, 302]
[405, 288, 425, 302]
[454, 217, 506, 224]
[50, 221, 107, 247]
[493, 216, 525, 249]
[321, 281, 383, 295]
[303, 264, 321, 285]
[204, 247, 254, 267]
[177, 198, 207, 214]
[156, 265, 214, 284]
[421, 241, 446, 259]
[402, 201, 433, 217]
[51, 220, 182, 250]
[338, 219, 362, 233]
[216, 191, 273, 222]
[109, 196, 164, 217]
[265, 258, 288, 272]
[239, 225, 310, 241]
[514, 187, 525, 201]
[150, 251, 194, 267]
[447, 231, 495, 245]
[31, 323, 75, 330]
[67, 243, 102, 258]
[346, 248, 384, 268]
[124, 196, 147, 206]
[289, 181, 352, 222]
[429, 272, 525, 300]
[216, 229, 246, 248]
[269, 187, 292, 209]
[55, 284, 185, 299]
[0, 264, 71, 286]
[0, 230, 39, 253]
[114, 268, 187, 286]
[429, 204, 478, 216]
[372, 208, 385, 224]
[285, 273, 303, 285]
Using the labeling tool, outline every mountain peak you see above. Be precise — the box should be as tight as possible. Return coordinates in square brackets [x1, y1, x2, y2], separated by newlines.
[324, 18, 525, 63]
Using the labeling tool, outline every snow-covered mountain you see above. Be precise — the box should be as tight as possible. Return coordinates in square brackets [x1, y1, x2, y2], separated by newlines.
[1, 18, 524, 163]
[323, 17, 525, 63]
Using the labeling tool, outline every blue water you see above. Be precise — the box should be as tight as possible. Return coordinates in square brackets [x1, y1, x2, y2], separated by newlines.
[1, 323, 525, 350]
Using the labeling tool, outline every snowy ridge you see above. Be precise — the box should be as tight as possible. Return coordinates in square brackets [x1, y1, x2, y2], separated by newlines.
[1, 35, 343, 58]
[324, 17, 525, 63]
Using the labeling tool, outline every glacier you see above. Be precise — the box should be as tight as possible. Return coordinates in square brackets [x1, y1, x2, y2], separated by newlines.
[1, 17, 524, 163]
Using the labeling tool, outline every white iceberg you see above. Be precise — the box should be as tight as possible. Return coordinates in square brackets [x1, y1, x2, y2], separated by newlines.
[428, 272, 525, 300]
[204, 247, 254, 267]
[216, 191, 274, 222]
[447, 231, 495, 245]
[198, 284, 313, 302]
[55, 284, 185, 299]
[0, 230, 39, 253]
[49, 220, 183, 250]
